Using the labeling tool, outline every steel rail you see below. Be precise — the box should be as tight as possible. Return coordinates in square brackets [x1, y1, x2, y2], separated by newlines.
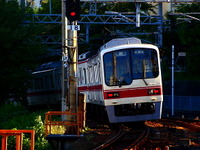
[161, 119, 200, 132]
[125, 125, 150, 150]
[92, 126, 126, 150]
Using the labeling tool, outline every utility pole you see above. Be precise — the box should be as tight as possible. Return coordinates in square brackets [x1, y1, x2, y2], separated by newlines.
[61, 0, 68, 113]
[158, 3, 163, 47]
[61, 0, 80, 130]
[65, 0, 80, 114]
[67, 21, 78, 114]
[172, 45, 174, 116]
[135, 3, 141, 27]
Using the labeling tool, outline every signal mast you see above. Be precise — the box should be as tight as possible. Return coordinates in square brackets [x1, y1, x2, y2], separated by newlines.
[61, 0, 80, 118]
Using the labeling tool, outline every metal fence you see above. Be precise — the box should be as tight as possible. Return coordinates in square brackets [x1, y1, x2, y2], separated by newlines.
[163, 95, 200, 118]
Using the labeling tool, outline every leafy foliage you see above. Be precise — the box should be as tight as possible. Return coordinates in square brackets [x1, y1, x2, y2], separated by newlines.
[0, 104, 50, 150]
[38, 0, 61, 14]
[162, 3, 200, 80]
[0, 0, 45, 104]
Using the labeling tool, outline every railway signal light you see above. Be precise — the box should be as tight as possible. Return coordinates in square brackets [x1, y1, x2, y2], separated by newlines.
[66, 0, 80, 21]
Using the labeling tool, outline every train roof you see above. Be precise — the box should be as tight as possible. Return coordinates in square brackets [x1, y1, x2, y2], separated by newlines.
[78, 51, 98, 61]
[100, 37, 141, 50]
[79, 37, 142, 61]
[33, 61, 62, 74]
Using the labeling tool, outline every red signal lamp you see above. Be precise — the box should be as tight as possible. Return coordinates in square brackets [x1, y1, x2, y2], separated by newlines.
[70, 12, 76, 16]
[65, 0, 80, 21]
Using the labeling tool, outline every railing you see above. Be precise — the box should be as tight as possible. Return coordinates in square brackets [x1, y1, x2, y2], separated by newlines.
[45, 111, 83, 136]
[0, 130, 35, 150]
[163, 95, 200, 112]
[24, 14, 170, 27]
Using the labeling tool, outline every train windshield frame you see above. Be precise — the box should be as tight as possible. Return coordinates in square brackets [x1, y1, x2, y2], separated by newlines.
[103, 48, 159, 86]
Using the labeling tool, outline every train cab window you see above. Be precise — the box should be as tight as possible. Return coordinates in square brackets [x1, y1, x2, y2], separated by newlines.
[104, 50, 132, 86]
[131, 49, 159, 79]
[103, 48, 159, 86]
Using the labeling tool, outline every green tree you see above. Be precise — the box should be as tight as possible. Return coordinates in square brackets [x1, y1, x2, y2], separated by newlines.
[0, 0, 45, 104]
[175, 4, 200, 77]
[163, 3, 200, 79]
[38, 0, 61, 14]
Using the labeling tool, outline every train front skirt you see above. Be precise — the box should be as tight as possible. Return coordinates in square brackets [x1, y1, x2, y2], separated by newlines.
[106, 102, 162, 123]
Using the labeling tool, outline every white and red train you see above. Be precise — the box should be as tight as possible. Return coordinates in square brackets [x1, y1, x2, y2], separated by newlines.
[27, 37, 163, 123]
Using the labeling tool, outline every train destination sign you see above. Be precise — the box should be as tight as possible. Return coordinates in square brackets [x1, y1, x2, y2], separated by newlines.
[81, 0, 200, 2]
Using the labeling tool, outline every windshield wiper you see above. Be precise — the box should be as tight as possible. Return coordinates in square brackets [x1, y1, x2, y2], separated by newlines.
[136, 70, 148, 86]
[118, 80, 126, 87]
[142, 77, 148, 86]
[118, 80, 122, 87]
[118, 72, 130, 87]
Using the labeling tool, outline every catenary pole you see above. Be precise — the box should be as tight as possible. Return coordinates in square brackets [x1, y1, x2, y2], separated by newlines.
[61, 0, 68, 114]
[61, 0, 78, 110]
[68, 21, 78, 114]
[172, 45, 174, 116]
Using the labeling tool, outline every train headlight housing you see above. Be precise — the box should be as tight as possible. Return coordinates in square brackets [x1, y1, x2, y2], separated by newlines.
[107, 92, 119, 98]
[148, 89, 160, 95]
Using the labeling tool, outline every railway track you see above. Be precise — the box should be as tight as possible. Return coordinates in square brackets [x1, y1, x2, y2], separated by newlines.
[124, 125, 150, 150]
[90, 122, 150, 150]
[146, 118, 200, 132]
[92, 126, 126, 150]
[145, 118, 200, 149]
[160, 118, 200, 132]
[77, 118, 200, 150]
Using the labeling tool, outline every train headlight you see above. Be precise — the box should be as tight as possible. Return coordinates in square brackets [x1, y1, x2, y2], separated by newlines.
[107, 92, 119, 98]
[148, 89, 160, 95]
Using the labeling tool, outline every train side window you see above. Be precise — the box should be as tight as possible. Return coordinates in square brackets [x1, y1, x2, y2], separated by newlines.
[49, 76, 54, 88]
[34, 78, 38, 89]
[38, 78, 44, 89]
[92, 66, 94, 83]
[89, 66, 94, 83]
[31, 79, 35, 90]
[83, 68, 87, 84]
[94, 64, 99, 83]
[79, 68, 82, 85]
[87, 68, 90, 84]
[98, 62, 101, 83]
[45, 75, 51, 88]
[93, 65, 95, 83]
[57, 73, 62, 87]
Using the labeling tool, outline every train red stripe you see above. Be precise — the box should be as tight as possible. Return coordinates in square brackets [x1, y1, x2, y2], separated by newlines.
[78, 85, 162, 99]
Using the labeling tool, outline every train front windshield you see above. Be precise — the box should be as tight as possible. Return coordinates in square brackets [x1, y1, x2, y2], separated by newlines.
[104, 48, 159, 86]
